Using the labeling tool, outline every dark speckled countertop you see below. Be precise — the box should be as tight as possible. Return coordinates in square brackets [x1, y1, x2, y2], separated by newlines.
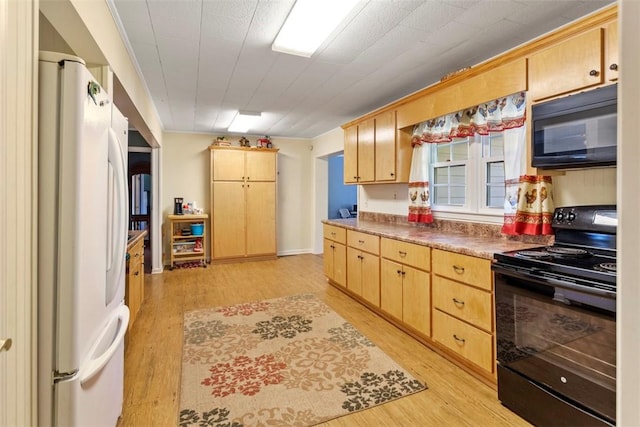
[323, 218, 544, 260]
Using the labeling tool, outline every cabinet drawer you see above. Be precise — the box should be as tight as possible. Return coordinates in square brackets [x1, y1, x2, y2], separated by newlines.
[432, 275, 492, 332]
[432, 249, 492, 291]
[323, 224, 346, 244]
[432, 310, 493, 373]
[347, 230, 379, 255]
[381, 238, 430, 271]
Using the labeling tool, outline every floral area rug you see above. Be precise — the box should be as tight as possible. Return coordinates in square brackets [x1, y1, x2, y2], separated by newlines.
[179, 294, 426, 426]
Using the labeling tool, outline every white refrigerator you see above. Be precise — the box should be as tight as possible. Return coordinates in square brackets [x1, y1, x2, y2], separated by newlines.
[38, 51, 130, 426]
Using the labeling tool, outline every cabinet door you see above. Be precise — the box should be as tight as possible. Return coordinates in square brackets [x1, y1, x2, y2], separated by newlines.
[246, 150, 276, 181]
[323, 238, 335, 278]
[347, 247, 363, 296]
[361, 252, 380, 307]
[529, 28, 604, 101]
[246, 181, 276, 256]
[344, 125, 358, 184]
[403, 265, 430, 337]
[333, 242, 346, 288]
[375, 110, 397, 182]
[212, 181, 246, 258]
[212, 149, 245, 181]
[357, 118, 375, 182]
[380, 259, 403, 321]
[606, 20, 618, 82]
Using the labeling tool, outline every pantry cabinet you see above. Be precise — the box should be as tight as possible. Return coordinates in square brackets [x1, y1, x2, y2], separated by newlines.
[346, 230, 380, 306]
[380, 238, 431, 337]
[323, 224, 347, 288]
[209, 147, 278, 262]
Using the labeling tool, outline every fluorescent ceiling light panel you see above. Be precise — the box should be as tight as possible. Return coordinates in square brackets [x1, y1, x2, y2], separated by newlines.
[272, 0, 359, 58]
[228, 111, 262, 133]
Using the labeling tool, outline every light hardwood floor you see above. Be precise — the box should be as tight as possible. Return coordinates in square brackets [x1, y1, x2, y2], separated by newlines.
[118, 254, 531, 427]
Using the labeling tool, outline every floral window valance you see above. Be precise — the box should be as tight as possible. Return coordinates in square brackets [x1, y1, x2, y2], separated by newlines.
[407, 92, 554, 235]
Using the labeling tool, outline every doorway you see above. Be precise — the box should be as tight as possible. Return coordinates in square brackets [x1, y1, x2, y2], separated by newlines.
[128, 151, 152, 273]
[328, 154, 356, 219]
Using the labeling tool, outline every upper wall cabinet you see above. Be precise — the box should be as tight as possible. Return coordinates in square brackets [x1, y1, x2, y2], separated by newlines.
[343, 111, 411, 185]
[528, 28, 606, 102]
[396, 59, 527, 130]
[605, 20, 618, 82]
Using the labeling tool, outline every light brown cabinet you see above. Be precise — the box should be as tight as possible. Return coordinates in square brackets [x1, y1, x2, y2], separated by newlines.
[529, 27, 606, 102]
[322, 223, 497, 383]
[343, 110, 411, 185]
[380, 238, 431, 337]
[126, 234, 145, 333]
[344, 119, 374, 184]
[605, 20, 618, 82]
[323, 224, 347, 288]
[209, 147, 278, 262]
[431, 248, 494, 375]
[346, 230, 380, 306]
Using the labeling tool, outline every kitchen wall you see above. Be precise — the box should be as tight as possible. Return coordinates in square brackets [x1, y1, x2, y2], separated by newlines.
[162, 132, 314, 264]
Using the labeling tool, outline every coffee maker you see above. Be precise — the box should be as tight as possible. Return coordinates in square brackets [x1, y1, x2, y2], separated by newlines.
[174, 197, 184, 215]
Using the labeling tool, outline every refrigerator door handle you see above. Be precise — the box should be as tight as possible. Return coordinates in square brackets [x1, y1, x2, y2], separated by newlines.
[78, 304, 130, 385]
[105, 127, 128, 305]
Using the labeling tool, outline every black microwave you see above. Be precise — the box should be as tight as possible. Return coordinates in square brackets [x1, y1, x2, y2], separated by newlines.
[531, 84, 617, 169]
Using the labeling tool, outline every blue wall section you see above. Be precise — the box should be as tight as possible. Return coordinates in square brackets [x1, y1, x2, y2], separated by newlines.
[328, 155, 357, 219]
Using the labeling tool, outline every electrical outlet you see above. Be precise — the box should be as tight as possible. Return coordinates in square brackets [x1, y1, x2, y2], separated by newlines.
[393, 192, 397, 200]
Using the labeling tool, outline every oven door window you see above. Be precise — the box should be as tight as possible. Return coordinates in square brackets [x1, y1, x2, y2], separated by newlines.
[495, 273, 616, 422]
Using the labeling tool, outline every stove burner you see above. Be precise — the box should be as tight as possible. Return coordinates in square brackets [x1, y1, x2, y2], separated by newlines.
[595, 263, 617, 273]
[515, 250, 553, 259]
[546, 247, 591, 258]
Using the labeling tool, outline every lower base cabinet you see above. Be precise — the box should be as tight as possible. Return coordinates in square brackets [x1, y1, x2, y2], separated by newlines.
[380, 259, 430, 337]
[126, 236, 145, 333]
[323, 224, 497, 385]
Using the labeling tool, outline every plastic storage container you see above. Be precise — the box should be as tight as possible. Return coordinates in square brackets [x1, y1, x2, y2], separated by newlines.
[190, 223, 204, 236]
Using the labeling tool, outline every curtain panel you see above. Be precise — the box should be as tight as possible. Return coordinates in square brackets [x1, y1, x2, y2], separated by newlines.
[407, 92, 554, 235]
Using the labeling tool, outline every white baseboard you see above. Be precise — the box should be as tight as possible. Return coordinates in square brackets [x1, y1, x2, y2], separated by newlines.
[277, 248, 314, 256]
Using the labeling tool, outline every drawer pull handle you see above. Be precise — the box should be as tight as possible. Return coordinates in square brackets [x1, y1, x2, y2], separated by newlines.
[452, 298, 465, 306]
[358, 239, 365, 244]
[453, 334, 465, 344]
[331, 232, 336, 236]
[453, 265, 465, 274]
[398, 251, 407, 257]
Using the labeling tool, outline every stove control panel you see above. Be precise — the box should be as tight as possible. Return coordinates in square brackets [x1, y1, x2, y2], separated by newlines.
[552, 205, 617, 233]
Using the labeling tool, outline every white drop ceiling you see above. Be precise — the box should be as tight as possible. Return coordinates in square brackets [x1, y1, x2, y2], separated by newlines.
[110, 0, 614, 139]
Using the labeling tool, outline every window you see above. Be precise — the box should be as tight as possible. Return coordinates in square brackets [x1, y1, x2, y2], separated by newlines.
[429, 133, 504, 215]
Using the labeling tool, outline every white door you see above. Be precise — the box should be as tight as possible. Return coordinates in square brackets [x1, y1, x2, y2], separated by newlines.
[0, 0, 37, 425]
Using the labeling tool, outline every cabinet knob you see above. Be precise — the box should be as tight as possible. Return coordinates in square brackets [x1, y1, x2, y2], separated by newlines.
[134, 271, 140, 276]
[589, 69, 599, 77]
[390, 172, 394, 177]
[610, 63, 618, 71]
